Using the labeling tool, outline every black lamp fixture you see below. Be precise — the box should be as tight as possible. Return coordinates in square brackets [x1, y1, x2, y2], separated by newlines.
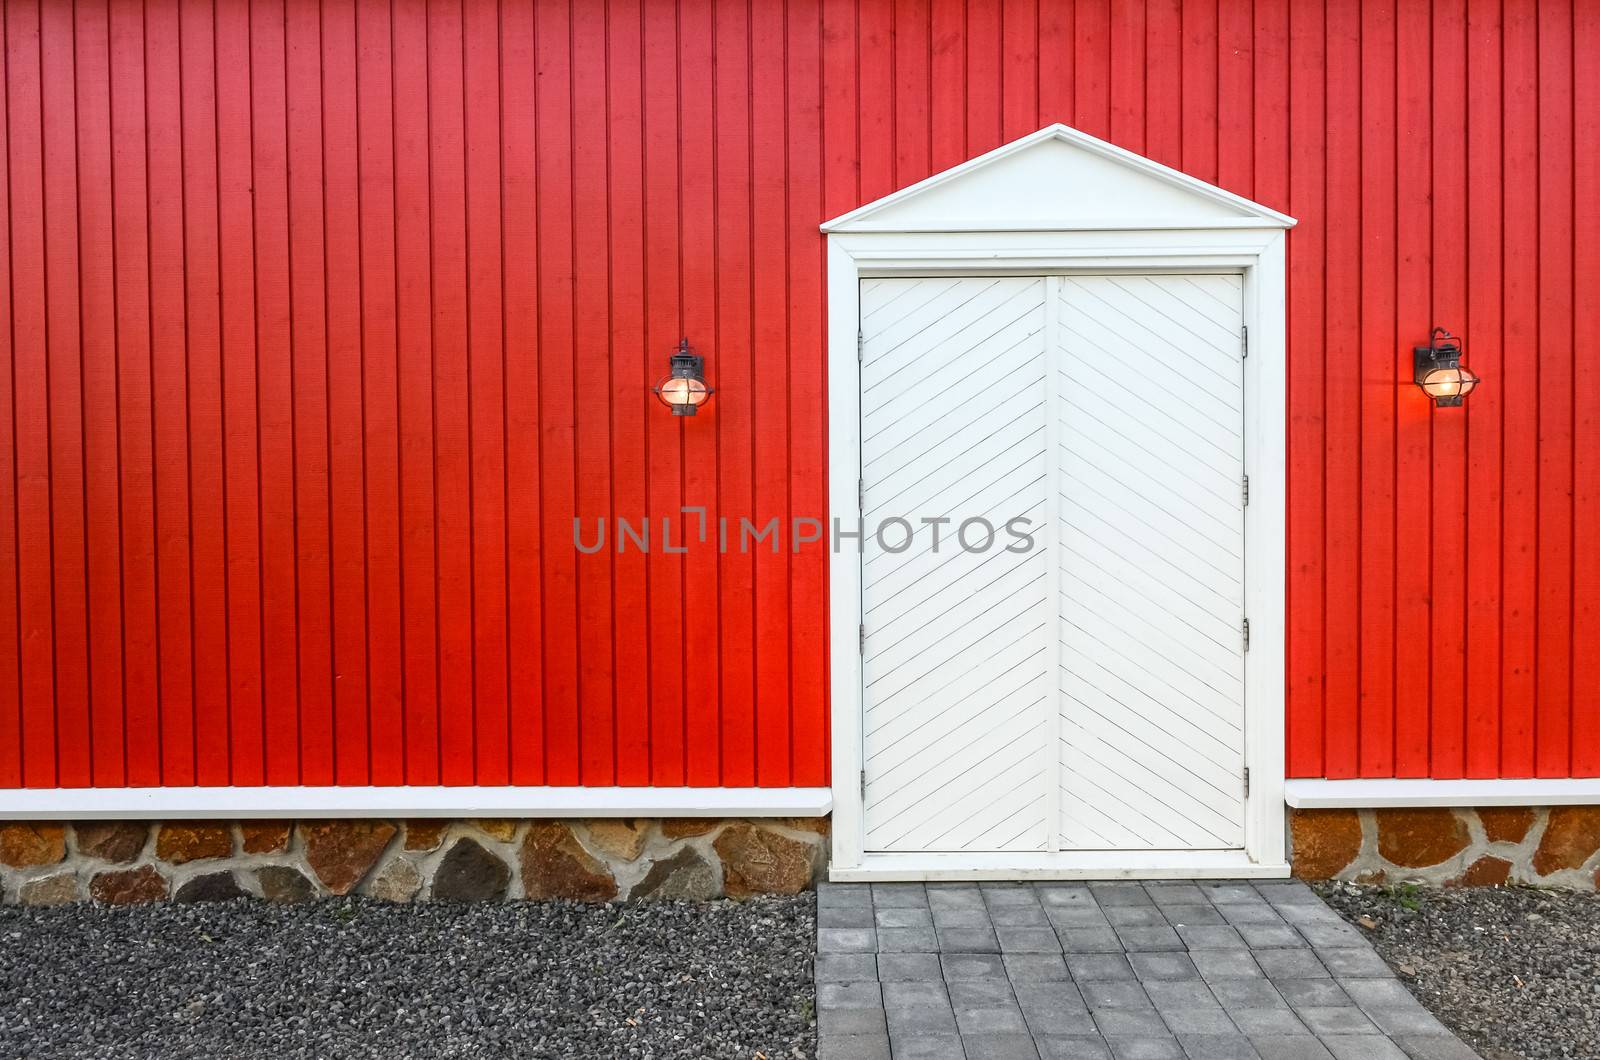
[1413, 327, 1479, 407]
[653, 338, 713, 416]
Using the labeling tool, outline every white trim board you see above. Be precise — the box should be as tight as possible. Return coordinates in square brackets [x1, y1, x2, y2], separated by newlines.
[824, 124, 1295, 881]
[0, 786, 834, 821]
[1286, 778, 1600, 809]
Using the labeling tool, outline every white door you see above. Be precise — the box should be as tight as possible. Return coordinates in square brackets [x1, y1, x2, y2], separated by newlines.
[859, 273, 1246, 855]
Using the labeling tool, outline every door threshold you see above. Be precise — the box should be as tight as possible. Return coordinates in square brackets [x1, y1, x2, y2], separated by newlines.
[830, 850, 1290, 882]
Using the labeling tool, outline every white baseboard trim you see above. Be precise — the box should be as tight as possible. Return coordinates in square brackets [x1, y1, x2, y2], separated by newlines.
[1286, 778, 1600, 809]
[830, 850, 1290, 882]
[0, 785, 834, 820]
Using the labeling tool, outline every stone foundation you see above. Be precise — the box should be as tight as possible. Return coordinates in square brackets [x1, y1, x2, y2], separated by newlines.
[1290, 806, 1600, 889]
[0, 817, 829, 906]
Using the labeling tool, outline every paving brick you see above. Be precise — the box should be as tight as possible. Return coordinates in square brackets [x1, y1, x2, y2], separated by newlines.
[873, 883, 930, 907]
[939, 927, 1002, 953]
[1145, 883, 1209, 906]
[820, 981, 885, 1010]
[1093, 1010, 1170, 1038]
[889, 1033, 968, 1059]
[1294, 1007, 1380, 1036]
[1246, 1037, 1334, 1060]
[941, 953, 1009, 980]
[822, 905, 878, 928]
[1272, 980, 1351, 1010]
[1361, 1007, 1448, 1037]
[1174, 1033, 1261, 1059]
[1037, 885, 1098, 908]
[1035, 1035, 1113, 1059]
[1157, 1008, 1237, 1034]
[1091, 882, 1156, 907]
[1116, 926, 1185, 952]
[1322, 1038, 1407, 1060]
[1051, 908, 1116, 929]
[1275, 903, 1344, 927]
[1161, 904, 1229, 927]
[1018, 999, 1099, 1036]
[1224, 1007, 1308, 1036]
[1129, 952, 1200, 982]
[1190, 950, 1263, 980]
[999, 927, 1064, 953]
[887, 1003, 960, 1037]
[962, 1032, 1042, 1059]
[1313, 948, 1393, 978]
[1005, 953, 1072, 982]
[1105, 905, 1168, 927]
[877, 952, 944, 981]
[1235, 924, 1308, 949]
[1080, 981, 1155, 1012]
[819, 883, 874, 907]
[983, 884, 1043, 906]
[1254, 882, 1319, 907]
[1253, 949, 1328, 980]
[877, 906, 934, 928]
[948, 979, 1019, 1009]
[1143, 981, 1220, 1012]
[1220, 904, 1288, 927]
[817, 1034, 891, 1060]
[990, 903, 1052, 926]
[1295, 922, 1367, 948]
[955, 1005, 1031, 1036]
[935, 908, 997, 929]
[1060, 927, 1127, 953]
[819, 1006, 889, 1036]
[1390, 1035, 1481, 1059]
[1067, 952, 1137, 981]
[883, 980, 954, 1009]
[880, 927, 941, 952]
[819, 928, 879, 953]
[1209, 980, 1289, 1011]
[927, 886, 985, 909]
[1177, 925, 1248, 950]
[816, 953, 879, 982]
[1334, 979, 1416, 1010]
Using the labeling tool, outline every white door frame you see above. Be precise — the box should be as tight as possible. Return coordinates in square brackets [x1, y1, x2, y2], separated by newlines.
[822, 127, 1294, 881]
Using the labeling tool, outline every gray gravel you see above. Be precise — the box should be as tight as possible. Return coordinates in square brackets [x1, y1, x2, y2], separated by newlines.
[0, 895, 818, 1059]
[1319, 882, 1600, 1060]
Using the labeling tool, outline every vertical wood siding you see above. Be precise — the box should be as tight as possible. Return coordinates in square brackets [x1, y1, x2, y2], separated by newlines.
[0, 0, 1592, 787]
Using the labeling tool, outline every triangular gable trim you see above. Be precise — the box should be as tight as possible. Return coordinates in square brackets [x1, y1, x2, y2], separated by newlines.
[820, 123, 1297, 233]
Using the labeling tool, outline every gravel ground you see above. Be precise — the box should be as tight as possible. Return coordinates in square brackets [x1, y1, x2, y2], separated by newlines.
[0, 895, 818, 1060]
[1319, 882, 1600, 1060]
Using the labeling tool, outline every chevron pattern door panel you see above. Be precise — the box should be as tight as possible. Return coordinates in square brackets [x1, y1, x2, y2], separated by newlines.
[859, 277, 1053, 853]
[1055, 275, 1246, 851]
[858, 274, 1245, 857]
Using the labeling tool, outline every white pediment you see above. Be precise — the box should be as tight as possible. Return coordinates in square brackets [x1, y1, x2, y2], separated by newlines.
[821, 124, 1295, 233]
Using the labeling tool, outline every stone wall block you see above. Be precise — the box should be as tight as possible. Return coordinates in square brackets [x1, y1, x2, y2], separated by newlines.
[1531, 806, 1600, 876]
[176, 871, 248, 903]
[1288, 809, 1363, 879]
[660, 818, 721, 840]
[582, 819, 648, 862]
[239, 821, 292, 855]
[520, 823, 618, 902]
[1477, 807, 1536, 844]
[257, 866, 316, 903]
[300, 820, 398, 895]
[89, 865, 168, 905]
[20, 872, 79, 906]
[404, 820, 449, 852]
[714, 823, 814, 898]
[0, 823, 67, 868]
[471, 819, 518, 843]
[434, 839, 511, 901]
[1453, 856, 1512, 887]
[74, 821, 149, 863]
[368, 858, 424, 902]
[630, 846, 721, 901]
[1375, 808, 1471, 869]
[155, 822, 233, 865]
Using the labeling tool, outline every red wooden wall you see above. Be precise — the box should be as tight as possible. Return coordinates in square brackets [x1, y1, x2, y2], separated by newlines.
[0, 0, 1593, 789]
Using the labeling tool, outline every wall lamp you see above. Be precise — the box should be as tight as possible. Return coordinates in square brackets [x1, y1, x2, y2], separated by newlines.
[1413, 327, 1479, 407]
[653, 339, 713, 416]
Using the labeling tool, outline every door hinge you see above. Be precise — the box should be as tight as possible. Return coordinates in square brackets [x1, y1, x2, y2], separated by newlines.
[1241, 325, 1249, 358]
[860, 769, 867, 799]
[859, 477, 866, 512]
[1243, 767, 1251, 797]
[858, 328, 864, 362]
[859, 623, 866, 654]
[1242, 617, 1251, 652]
[1242, 474, 1250, 507]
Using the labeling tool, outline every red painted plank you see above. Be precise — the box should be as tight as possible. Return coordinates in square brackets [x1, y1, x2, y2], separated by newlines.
[355, 0, 405, 786]
[250, 0, 302, 784]
[1002, 0, 1039, 140]
[500, 0, 543, 785]
[1073, 0, 1110, 140]
[571, 0, 616, 784]
[1215, 0, 1250, 195]
[1463, 0, 1505, 778]
[214, 0, 264, 785]
[427, 0, 474, 785]
[40, 0, 90, 787]
[1037, 0, 1074, 126]
[1428, 0, 1470, 779]
[177, 0, 230, 786]
[966, 0, 1003, 150]
[603, 0, 645, 785]
[1534, 0, 1573, 777]
[788, 0, 830, 787]
[714, 0, 756, 788]
[752, 0, 791, 784]
[73, 0, 126, 787]
[1284, 0, 1326, 778]
[678, 0, 720, 786]
[821, 0, 862, 211]
[1392, 0, 1433, 777]
[391, 0, 439, 784]
[1321, 0, 1361, 779]
[1108, 0, 1144, 153]
[463, 0, 508, 785]
[858, 0, 894, 198]
[1499, 0, 1539, 777]
[640, 0, 684, 784]
[320, 0, 369, 785]
[0, 16, 18, 789]
[1143, 0, 1180, 170]
[896, 0, 932, 181]
[1178, 0, 1216, 182]
[1573, 0, 1600, 777]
